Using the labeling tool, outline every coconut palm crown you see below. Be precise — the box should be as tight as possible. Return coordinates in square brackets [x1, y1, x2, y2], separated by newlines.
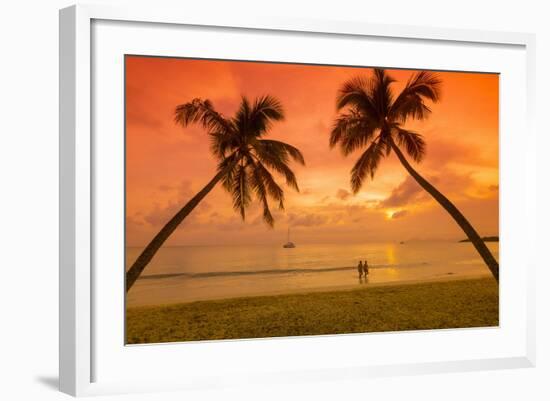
[330, 69, 440, 192]
[175, 95, 305, 226]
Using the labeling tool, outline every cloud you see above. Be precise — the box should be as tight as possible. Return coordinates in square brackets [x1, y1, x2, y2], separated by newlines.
[127, 106, 164, 130]
[143, 180, 210, 227]
[288, 212, 328, 227]
[125, 85, 166, 130]
[208, 214, 247, 231]
[420, 131, 496, 170]
[175, 181, 194, 199]
[318, 195, 331, 204]
[126, 215, 144, 227]
[335, 188, 351, 200]
[144, 203, 180, 227]
[379, 168, 483, 210]
[379, 176, 426, 208]
[390, 210, 408, 219]
[158, 184, 174, 192]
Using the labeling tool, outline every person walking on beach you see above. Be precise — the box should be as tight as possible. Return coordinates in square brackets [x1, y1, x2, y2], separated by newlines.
[357, 260, 364, 278]
[363, 260, 369, 276]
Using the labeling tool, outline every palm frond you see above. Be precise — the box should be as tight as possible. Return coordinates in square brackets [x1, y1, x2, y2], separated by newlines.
[236, 95, 284, 137]
[336, 76, 379, 122]
[232, 96, 252, 137]
[218, 151, 240, 191]
[231, 162, 251, 220]
[260, 195, 274, 227]
[254, 95, 284, 120]
[371, 68, 396, 118]
[252, 141, 301, 191]
[209, 131, 239, 159]
[394, 128, 426, 162]
[330, 108, 361, 148]
[247, 158, 278, 226]
[407, 71, 441, 101]
[389, 71, 441, 122]
[350, 138, 385, 193]
[330, 109, 377, 155]
[255, 161, 285, 210]
[174, 98, 233, 133]
[256, 139, 305, 165]
[254, 151, 299, 192]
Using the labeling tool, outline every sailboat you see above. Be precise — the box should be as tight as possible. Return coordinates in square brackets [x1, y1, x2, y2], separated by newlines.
[283, 227, 296, 248]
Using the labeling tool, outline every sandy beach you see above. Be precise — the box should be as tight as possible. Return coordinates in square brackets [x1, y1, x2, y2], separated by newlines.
[126, 276, 498, 344]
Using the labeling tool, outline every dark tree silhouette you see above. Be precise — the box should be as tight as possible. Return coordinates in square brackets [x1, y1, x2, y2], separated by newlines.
[330, 69, 499, 281]
[126, 96, 305, 291]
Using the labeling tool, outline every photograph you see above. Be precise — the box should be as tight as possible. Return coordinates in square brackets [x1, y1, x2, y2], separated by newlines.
[124, 56, 499, 344]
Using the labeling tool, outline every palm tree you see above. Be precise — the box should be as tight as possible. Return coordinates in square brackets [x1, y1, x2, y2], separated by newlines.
[126, 95, 305, 291]
[330, 69, 499, 281]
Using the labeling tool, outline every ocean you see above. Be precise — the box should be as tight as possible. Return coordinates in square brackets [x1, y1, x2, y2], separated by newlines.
[125, 241, 498, 307]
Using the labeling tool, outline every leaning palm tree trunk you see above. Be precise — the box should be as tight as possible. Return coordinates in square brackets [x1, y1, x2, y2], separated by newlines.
[126, 171, 225, 291]
[389, 138, 499, 282]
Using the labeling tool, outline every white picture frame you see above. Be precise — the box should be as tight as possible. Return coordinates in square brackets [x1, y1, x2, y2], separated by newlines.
[59, 3, 536, 397]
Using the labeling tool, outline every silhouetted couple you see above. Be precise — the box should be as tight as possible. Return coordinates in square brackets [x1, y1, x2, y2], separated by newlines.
[357, 260, 369, 279]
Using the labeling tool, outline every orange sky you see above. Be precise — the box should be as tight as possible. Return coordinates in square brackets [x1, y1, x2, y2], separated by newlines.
[125, 56, 499, 247]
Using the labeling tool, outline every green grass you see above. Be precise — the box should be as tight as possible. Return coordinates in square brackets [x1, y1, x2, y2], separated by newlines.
[126, 278, 498, 344]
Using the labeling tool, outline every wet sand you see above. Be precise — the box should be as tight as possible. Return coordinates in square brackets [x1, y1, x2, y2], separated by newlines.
[127, 264, 491, 307]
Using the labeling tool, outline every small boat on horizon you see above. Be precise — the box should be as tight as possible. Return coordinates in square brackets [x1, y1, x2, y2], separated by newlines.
[283, 228, 296, 248]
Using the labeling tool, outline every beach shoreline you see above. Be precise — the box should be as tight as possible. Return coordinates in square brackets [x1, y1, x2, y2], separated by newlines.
[126, 277, 498, 344]
[128, 271, 491, 307]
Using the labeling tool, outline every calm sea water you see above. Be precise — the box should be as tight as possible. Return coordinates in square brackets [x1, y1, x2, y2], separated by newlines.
[126, 241, 498, 306]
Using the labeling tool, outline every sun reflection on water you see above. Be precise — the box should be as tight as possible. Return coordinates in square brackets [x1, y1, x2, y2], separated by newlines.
[384, 244, 400, 277]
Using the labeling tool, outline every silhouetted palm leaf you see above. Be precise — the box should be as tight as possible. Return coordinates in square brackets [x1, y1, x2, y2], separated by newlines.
[394, 126, 426, 162]
[371, 68, 396, 118]
[255, 139, 305, 165]
[389, 71, 441, 122]
[249, 95, 285, 136]
[350, 138, 385, 193]
[330, 109, 377, 156]
[231, 162, 251, 219]
[218, 151, 240, 191]
[248, 158, 277, 226]
[174, 98, 233, 134]
[336, 76, 379, 121]
[255, 161, 285, 210]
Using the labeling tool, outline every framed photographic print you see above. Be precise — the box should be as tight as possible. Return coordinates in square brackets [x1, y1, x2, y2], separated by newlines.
[59, 4, 536, 397]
